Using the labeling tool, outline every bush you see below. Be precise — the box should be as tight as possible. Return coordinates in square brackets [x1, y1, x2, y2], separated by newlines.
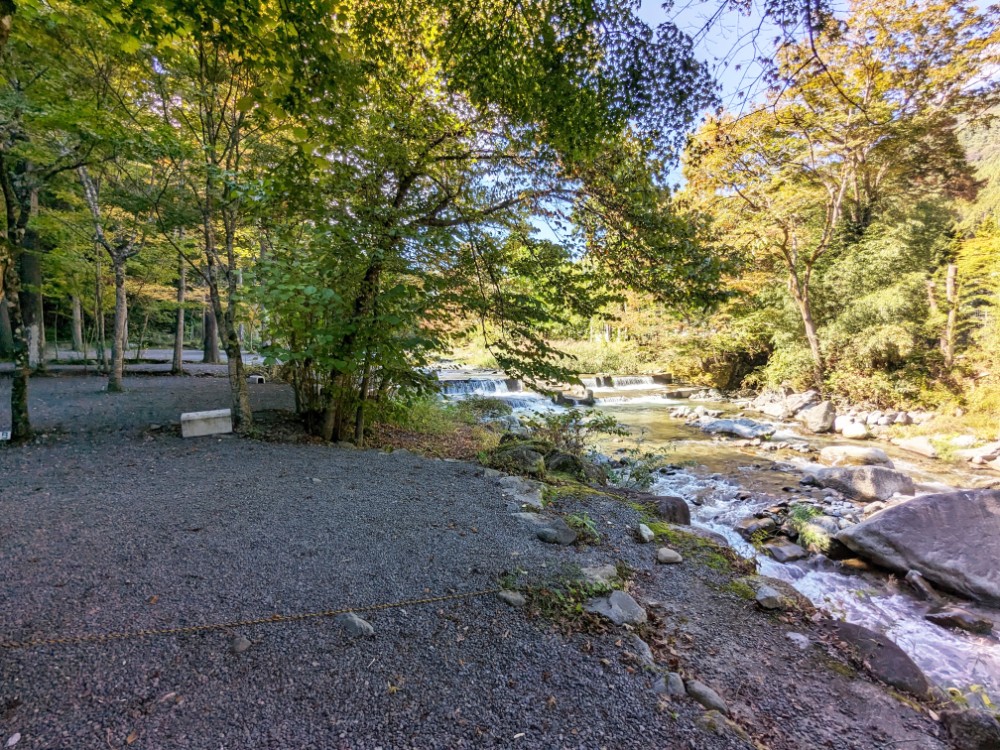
[523, 409, 629, 456]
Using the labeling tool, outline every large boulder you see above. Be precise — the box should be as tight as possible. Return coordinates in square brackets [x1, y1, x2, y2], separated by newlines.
[826, 621, 932, 698]
[892, 435, 939, 459]
[941, 709, 1000, 750]
[841, 421, 870, 440]
[809, 466, 915, 502]
[488, 443, 546, 476]
[837, 490, 1000, 604]
[701, 418, 776, 439]
[752, 389, 818, 419]
[798, 401, 836, 433]
[819, 445, 894, 467]
[630, 492, 691, 525]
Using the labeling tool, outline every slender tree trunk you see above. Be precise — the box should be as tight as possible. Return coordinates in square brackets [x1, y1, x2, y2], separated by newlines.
[19, 239, 43, 369]
[95, 252, 107, 371]
[71, 296, 84, 353]
[134, 308, 149, 362]
[108, 259, 127, 393]
[941, 264, 958, 369]
[172, 257, 185, 374]
[202, 301, 220, 363]
[0, 297, 13, 358]
[788, 274, 824, 383]
[2, 252, 31, 440]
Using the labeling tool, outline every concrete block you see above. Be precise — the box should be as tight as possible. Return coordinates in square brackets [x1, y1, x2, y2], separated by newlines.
[0, 431, 10, 441]
[181, 409, 233, 438]
[247, 375, 265, 384]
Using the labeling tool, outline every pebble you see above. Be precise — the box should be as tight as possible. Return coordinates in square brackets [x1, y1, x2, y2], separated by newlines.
[653, 672, 686, 697]
[6, 734, 20, 748]
[637, 524, 655, 543]
[627, 634, 655, 668]
[497, 590, 526, 608]
[685, 679, 729, 716]
[656, 547, 683, 564]
[336, 612, 375, 637]
[230, 635, 252, 654]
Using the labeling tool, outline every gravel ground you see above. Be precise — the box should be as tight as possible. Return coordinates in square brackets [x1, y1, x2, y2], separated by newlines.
[0, 376, 949, 749]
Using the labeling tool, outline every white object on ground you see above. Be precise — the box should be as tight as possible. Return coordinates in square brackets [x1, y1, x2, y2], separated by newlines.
[181, 409, 233, 438]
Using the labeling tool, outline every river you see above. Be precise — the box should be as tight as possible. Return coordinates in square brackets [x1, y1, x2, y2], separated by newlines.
[438, 368, 1000, 706]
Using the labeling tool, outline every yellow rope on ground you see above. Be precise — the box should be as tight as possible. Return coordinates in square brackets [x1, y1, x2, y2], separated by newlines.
[1, 588, 501, 651]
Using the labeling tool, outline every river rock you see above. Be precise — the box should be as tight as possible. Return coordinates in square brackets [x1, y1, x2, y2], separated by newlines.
[926, 605, 993, 635]
[230, 634, 252, 654]
[497, 590, 527, 608]
[656, 547, 683, 564]
[764, 541, 807, 562]
[490, 444, 546, 476]
[336, 612, 375, 637]
[808, 466, 914, 502]
[736, 516, 776, 540]
[637, 523, 655, 543]
[585, 590, 647, 626]
[828, 621, 932, 697]
[819, 445, 894, 467]
[833, 415, 853, 434]
[798, 401, 836, 433]
[755, 585, 785, 609]
[941, 709, 1000, 750]
[685, 680, 730, 715]
[892, 435, 939, 459]
[537, 519, 578, 545]
[649, 494, 692, 525]
[701, 417, 777, 439]
[837, 490, 1000, 604]
[841, 421, 870, 440]
[627, 634, 656, 668]
[653, 672, 686, 697]
[544, 451, 586, 477]
[581, 564, 620, 586]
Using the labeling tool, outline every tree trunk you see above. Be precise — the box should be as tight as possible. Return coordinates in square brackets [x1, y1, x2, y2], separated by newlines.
[19, 238, 43, 369]
[202, 302, 220, 363]
[134, 308, 149, 362]
[95, 252, 107, 371]
[940, 264, 958, 369]
[171, 257, 186, 374]
[108, 259, 127, 393]
[3, 252, 31, 440]
[0, 297, 13, 358]
[788, 275, 824, 384]
[71, 296, 84, 353]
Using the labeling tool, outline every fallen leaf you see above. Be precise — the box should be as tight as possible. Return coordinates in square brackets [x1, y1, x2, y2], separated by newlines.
[148, 595, 159, 605]
[126, 731, 139, 745]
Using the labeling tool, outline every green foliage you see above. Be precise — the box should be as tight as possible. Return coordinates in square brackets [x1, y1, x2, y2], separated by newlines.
[564, 512, 601, 544]
[523, 408, 628, 456]
[787, 505, 831, 553]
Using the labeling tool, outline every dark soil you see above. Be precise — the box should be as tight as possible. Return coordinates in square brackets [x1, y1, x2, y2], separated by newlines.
[0, 375, 950, 749]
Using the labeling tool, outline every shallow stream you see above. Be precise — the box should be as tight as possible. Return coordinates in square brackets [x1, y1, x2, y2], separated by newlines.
[438, 369, 1000, 702]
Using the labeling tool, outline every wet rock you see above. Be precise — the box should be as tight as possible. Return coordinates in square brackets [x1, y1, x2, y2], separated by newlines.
[656, 547, 683, 564]
[685, 680, 730, 715]
[701, 417, 777, 439]
[765, 541, 807, 562]
[904, 570, 944, 604]
[585, 590, 647, 626]
[941, 709, 1000, 750]
[653, 671, 686, 697]
[892, 436, 939, 459]
[755, 585, 785, 610]
[637, 523, 655, 543]
[798, 401, 836, 434]
[926, 605, 993, 635]
[649, 494, 692, 525]
[809, 466, 915, 502]
[497, 590, 526, 608]
[819, 445, 894, 467]
[837, 490, 1000, 604]
[736, 516, 776, 540]
[336, 612, 375, 637]
[752, 389, 818, 419]
[841, 421, 870, 440]
[828, 621, 931, 698]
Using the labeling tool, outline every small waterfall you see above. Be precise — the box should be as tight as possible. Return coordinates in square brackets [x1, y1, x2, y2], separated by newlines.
[595, 395, 630, 405]
[440, 378, 512, 396]
[610, 375, 656, 388]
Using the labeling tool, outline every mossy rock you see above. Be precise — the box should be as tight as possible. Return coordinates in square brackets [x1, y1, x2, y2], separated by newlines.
[487, 443, 547, 477]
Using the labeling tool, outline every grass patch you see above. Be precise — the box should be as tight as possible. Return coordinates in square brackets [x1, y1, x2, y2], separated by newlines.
[645, 522, 753, 574]
[722, 579, 757, 600]
[564, 512, 601, 544]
